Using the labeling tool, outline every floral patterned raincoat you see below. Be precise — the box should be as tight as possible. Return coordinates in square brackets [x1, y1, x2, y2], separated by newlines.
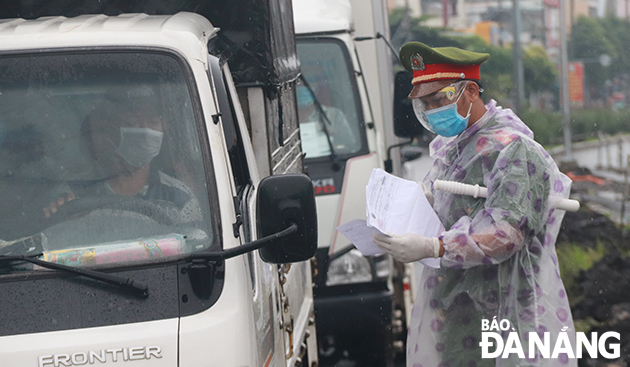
[407, 100, 576, 367]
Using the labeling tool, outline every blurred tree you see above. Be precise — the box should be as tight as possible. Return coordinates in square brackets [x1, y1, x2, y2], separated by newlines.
[389, 8, 630, 143]
[569, 16, 616, 103]
[523, 46, 557, 96]
[390, 9, 557, 107]
[460, 36, 514, 103]
[390, 7, 464, 56]
[599, 17, 630, 78]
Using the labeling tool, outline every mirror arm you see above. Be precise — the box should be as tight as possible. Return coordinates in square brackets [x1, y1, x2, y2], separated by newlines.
[384, 138, 414, 173]
[355, 33, 401, 65]
[376, 32, 402, 64]
[187, 222, 298, 262]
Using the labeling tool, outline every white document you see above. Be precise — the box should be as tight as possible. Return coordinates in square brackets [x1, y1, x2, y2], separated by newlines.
[337, 169, 444, 268]
[336, 219, 387, 256]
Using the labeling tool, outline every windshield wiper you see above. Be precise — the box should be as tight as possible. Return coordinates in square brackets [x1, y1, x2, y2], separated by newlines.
[299, 75, 341, 171]
[0, 254, 148, 298]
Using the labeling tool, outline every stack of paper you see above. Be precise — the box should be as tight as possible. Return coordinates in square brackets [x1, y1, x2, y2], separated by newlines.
[336, 169, 443, 268]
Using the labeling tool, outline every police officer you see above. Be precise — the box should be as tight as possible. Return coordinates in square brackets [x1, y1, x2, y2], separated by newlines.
[374, 42, 576, 367]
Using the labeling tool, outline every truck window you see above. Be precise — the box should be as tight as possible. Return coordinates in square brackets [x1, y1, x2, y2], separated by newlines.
[0, 51, 219, 269]
[296, 39, 368, 160]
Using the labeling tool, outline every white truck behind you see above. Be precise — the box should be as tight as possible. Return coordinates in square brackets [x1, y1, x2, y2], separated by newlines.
[292, 0, 420, 365]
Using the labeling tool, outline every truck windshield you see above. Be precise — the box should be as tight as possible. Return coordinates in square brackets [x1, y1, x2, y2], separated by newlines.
[0, 51, 218, 270]
[296, 39, 367, 160]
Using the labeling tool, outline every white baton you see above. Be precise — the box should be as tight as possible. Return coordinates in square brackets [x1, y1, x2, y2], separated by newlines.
[433, 180, 580, 212]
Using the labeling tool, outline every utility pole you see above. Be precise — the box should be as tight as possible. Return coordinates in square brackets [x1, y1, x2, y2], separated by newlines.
[443, 0, 449, 27]
[512, 0, 526, 113]
[559, 0, 573, 162]
[498, 0, 504, 46]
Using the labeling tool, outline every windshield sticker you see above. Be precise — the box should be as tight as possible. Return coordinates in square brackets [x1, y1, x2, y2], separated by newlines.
[41, 235, 184, 267]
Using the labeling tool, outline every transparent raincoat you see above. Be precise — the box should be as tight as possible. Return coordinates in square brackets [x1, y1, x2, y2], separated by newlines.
[407, 100, 576, 367]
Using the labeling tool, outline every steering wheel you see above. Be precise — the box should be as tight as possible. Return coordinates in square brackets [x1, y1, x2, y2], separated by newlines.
[50, 195, 178, 227]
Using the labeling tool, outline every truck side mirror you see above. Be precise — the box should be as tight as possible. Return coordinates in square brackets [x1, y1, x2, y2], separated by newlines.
[393, 70, 424, 138]
[401, 145, 423, 162]
[257, 174, 318, 263]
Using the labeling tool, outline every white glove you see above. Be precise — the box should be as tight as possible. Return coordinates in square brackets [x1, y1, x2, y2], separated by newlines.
[373, 233, 440, 263]
[420, 182, 434, 207]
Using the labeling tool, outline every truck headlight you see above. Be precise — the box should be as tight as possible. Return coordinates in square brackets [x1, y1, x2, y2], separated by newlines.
[325, 249, 391, 286]
[326, 249, 372, 286]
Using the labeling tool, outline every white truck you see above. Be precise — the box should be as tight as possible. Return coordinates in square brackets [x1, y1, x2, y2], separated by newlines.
[292, 0, 421, 365]
[0, 8, 319, 367]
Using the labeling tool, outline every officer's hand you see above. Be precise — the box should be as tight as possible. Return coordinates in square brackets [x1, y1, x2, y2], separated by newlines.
[420, 182, 434, 207]
[43, 193, 76, 218]
[373, 233, 440, 263]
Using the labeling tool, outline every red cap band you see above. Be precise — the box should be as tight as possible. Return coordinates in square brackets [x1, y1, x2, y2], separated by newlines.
[412, 63, 481, 85]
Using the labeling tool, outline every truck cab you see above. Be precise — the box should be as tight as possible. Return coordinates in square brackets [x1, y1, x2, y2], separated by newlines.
[0, 12, 317, 367]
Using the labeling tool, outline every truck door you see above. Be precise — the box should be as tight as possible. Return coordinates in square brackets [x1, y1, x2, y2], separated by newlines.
[227, 70, 317, 367]
[210, 57, 316, 366]
[207, 56, 286, 366]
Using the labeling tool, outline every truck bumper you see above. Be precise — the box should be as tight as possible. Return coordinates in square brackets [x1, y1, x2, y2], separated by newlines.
[314, 288, 394, 364]
[315, 288, 393, 334]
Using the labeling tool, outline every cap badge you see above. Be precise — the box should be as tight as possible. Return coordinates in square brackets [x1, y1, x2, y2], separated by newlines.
[411, 54, 425, 71]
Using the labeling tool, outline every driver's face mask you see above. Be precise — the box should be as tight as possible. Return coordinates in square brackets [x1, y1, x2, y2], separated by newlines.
[115, 127, 164, 168]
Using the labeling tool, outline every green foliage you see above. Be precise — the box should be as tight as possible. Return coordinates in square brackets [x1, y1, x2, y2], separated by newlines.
[389, 10, 558, 106]
[457, 36, 514, 102]
[573, 317, 603, 333]
[569, 16, 617, 90]
[599, 17, 630, 77]
[520, 109, 564, 146]
[570, 108, 630, 136]
[520, 108, 630, 147]
[389, 7, 407, 30]
[389, 9, 630, 133]
[555, 241, 607, 302]
[570, 16, 616, 61]
[523, 46, 557, 95]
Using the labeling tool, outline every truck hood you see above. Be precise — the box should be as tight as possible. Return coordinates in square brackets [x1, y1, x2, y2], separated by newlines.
[1, 319, 178, 367]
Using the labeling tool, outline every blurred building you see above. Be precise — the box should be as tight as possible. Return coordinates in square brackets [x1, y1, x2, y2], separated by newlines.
[388, 0, 422, 17]
[387, 0, 626, 52]
[386, 0, 630, 110]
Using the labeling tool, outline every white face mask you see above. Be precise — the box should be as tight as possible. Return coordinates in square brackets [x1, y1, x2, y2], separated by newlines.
[115, 127, 164, 168]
